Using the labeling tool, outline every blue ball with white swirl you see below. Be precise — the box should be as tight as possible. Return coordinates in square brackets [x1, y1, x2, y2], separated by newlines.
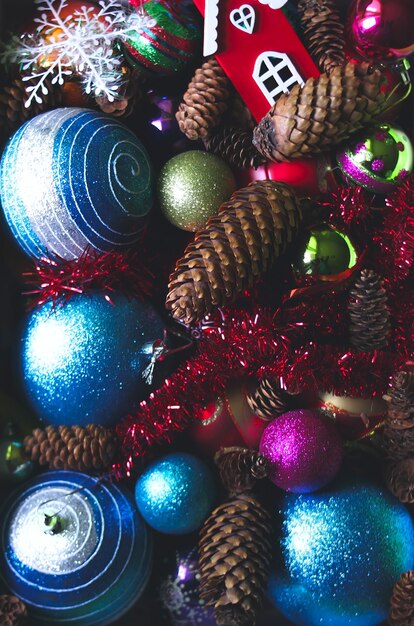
[0, 108, 153, 259]
[135, 453, 217, 534]
[21, 294, 164, 426]
[268, 480, 414, 626]
[1, 471, 152, 625]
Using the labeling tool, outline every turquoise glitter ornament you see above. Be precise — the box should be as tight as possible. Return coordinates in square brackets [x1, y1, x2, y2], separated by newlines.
[268, 480, 414, 626]
[0, 108, 153, 260]
[135, 453, 217, 534]
[21, 294, 164, 427]
[1, 471, 152, 625]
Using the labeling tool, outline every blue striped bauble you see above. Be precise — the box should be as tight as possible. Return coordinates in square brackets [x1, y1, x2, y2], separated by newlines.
[1, 471, 152, 625]
[0, 108, 153, 259]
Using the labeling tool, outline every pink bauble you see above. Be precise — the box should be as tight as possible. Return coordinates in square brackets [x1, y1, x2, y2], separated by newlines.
[347, 0, 414, 62]
[259, 410, 343, 493]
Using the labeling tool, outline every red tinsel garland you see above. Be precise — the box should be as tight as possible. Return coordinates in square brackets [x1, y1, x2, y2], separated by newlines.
[23, 248, 154, 307]
[114, 180, 414, 477]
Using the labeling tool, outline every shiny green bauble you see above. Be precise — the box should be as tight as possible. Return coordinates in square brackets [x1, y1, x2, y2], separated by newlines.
[293, 228, 357, 279]
[337, 124, 413, 193]
[157, 151, 237, 232]
[0, 428, 32, 483]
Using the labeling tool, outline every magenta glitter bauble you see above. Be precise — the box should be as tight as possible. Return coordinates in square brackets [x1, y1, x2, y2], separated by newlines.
[347, 0, 414, 62]
[259, 410, 343, 493]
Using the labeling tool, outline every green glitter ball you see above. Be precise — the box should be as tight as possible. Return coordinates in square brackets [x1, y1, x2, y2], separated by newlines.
[157, 151, 237, 232]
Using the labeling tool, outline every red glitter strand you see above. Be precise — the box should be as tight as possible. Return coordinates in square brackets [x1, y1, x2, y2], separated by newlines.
[23, 248, 154, 307]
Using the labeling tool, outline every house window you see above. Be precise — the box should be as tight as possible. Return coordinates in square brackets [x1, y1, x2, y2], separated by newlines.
[253, 52, 304, 105]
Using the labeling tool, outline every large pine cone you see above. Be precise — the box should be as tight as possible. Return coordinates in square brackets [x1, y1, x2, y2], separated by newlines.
[203, 126, 266, 169]
[166, 181, 302, 323]
[348, 269, 390, 352]
[214, 447, 269, 495]
[0, 76, 62, 138]
[24, 425, 118, 472]
[389, 570, 414, 626]
[0, 595, 27, 626]
[382, 426, 414, 462]
[199, 493, 272, 626]
[176, 57, 230, 140]
[253, 62, 387, 162]
[386, 458, 414, 504]
[298, 0, 345, 74]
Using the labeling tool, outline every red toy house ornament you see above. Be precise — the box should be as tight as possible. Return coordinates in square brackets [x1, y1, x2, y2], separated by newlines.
[194, 0, 320, 121]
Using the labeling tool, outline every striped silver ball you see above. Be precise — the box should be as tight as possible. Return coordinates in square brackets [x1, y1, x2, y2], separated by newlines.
[0, 108, 153, 259]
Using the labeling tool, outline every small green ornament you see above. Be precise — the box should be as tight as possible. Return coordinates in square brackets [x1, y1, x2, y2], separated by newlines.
[337, 124, 413, 193]
[0, 424, 32, 483]
[157, 151, 237, 232]
[293, 228, 357, 279]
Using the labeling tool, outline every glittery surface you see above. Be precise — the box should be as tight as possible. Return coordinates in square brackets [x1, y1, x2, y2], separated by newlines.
[157, 151, 236, 231]
[21, 294, 164, 426]
[159, 547, 216, 626]
[123, 1, 200, 75]
[1, 471, 152, 625]
[337, 123, 413, 193]
[259, 410, 343, 493]
[135, 453, 217, 534]
[268, 480, 414, 626]
[0, 108, 153, 259]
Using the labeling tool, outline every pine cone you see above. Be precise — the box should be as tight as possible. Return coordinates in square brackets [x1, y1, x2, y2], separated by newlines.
[95, 70, 142, 118]
[253, 62, 387, 162]
[298, 0, 346, 74]
[246, 377, 292, 420]
[383, 426, 414, 462]
[227, 92, 255, 130]
[199, 493, 272, 626]
[384, 370, 414, 429]
[0, 76, 62, 137]
[24, 425, 118, 472]
[389, 570, 414, 626]
[176, 57, 230, 140]
[166, 181, 302, 323]
[203, 126, 267, 169]
[386, 458, 414, 504]
[214, 447, 269, 495]
[348, 269, 390, 351]
[0, 595, 27, 626]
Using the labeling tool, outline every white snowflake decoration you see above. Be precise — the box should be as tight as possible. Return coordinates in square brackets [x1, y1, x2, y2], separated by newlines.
[1, 0, 155, 107]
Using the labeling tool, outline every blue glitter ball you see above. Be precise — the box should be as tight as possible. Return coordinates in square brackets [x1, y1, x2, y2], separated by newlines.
[0, 108, 153, 259]
[268, 480, 414, 626]
[135, 453, 217, 534]
[1, 471, 152, 625]
[21, 294, 164, 426]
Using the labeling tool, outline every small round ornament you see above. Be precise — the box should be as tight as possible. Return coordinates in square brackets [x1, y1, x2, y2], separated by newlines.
[318, 391, 388, 440]
[157, 151, 237, 232]
[159, 547, 216, 626]
[21, 294, 164, 427]
[337, 124, 413, 193]
[259, 410, 343, 493]
[123, 0, 201, 76]
[1, 471, 152, 625]
[0, 108, 153, 260]
[0, 425, 32, 484]
[347, 0, 414, 62]
[135, 453, 217, 534]
[293, 227, 357, 280]
[268, 479, 414, 626]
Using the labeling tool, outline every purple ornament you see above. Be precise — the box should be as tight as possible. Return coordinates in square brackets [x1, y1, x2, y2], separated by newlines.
[160, 548, 216, 626]
[259, 410, 343, 493]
